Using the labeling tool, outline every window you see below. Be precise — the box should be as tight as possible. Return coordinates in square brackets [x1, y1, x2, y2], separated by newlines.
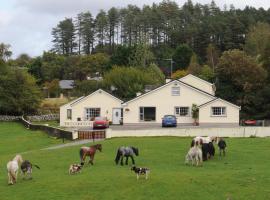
[67, 109, 72, 120]
[211, 107, 226, 116]
[171, 87, 180, 96]
[175, 107, 189, 116]
[85, 108, 100, 120]
[139, 107, 156, 121]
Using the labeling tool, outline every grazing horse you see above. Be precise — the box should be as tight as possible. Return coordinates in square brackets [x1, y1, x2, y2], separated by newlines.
[79, 144, 102, 165]
[115, 146, 139, 166]
[21, 160, 40, 180]
[7, 154, 23, 185]
[185, 142, 203, 166]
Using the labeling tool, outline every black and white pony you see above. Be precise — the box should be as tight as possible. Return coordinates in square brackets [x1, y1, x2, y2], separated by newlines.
[191, 136, 215, 161]
[115, 146, 139, 165]
[21, 160, 40, 179]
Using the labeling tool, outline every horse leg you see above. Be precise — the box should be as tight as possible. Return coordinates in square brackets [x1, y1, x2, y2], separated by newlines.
[7, 172, 11, 185]
[120, 156, 124, 166]
[223, 149, 226, 156]
[131, 156, 135, 165]
[125, 156, 129, 165]
[90, 155, 94, 165]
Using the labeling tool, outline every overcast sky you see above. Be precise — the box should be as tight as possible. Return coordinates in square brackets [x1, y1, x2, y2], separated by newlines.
[0, 0, 269, 58]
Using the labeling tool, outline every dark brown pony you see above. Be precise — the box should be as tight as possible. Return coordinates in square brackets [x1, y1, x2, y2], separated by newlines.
[79, 144, 102, 165]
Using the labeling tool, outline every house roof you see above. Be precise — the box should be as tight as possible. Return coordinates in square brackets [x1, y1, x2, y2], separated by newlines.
[70, 89, 123, 107]
[198, 98, 241, 109]
[180, 74, 214, 86]
[123, 79, 216, 105]
[59, 80, 74, 89]
[60, 96, 85, 108]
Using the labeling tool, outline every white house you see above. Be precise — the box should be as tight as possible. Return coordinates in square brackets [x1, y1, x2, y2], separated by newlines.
[60, 89, 123, 127]
[60, 74, 240, 127]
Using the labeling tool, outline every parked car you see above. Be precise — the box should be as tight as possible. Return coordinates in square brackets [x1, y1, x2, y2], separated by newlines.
[162, 115, 177, 127]
[93, 117, 109, 129]
[244, 119, 257, 126]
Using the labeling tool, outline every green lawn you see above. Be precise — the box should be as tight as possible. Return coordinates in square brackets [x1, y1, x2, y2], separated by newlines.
[0, 122, 270, 200]
[31, 120, 60, 128]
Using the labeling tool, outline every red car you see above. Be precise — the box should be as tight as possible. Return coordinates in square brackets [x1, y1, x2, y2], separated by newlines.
[93, 117, 109, 129]
[244, 120, 257, 126]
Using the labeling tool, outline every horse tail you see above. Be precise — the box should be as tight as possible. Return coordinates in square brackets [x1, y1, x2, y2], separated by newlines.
[115, 149, 121, 165]
[79, 148, 85, 165]
[33, 164, 40, 169]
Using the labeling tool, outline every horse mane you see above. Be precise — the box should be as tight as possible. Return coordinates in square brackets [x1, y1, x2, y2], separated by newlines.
[13, 154, 23, 164]
[131, 146, 139, 156]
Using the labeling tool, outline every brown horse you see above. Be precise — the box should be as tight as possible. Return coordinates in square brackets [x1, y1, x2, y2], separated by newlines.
[79, 144, 102, 165]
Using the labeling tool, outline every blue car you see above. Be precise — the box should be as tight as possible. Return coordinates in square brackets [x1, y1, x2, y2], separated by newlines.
[162, 115, 177, 127]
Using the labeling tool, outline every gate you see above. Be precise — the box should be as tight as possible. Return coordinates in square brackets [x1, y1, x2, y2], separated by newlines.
[78, 130, 106, 140]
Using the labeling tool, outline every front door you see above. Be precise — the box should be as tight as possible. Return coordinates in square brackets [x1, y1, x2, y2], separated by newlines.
[112, 108, 122, 125]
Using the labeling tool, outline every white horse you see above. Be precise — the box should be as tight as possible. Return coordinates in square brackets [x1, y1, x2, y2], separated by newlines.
[7, 154, 23, 185]
[193, 136, 217, 144]
[185, 143, 203, 166]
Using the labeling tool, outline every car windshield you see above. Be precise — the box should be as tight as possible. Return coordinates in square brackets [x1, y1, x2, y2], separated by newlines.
[164, 115, 176, 119]
[95, 117, 106, 120]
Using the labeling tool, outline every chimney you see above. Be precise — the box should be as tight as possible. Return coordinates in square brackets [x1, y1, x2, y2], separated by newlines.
[136, 92, 142, 96]
[166, 78, 172, 83]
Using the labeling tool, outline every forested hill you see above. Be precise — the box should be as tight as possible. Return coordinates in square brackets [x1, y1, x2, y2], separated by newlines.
[51, 0, 269, 60]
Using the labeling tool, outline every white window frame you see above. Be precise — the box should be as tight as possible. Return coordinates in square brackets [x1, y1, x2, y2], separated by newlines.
[171, 86, 180, 96]
[211, 107, 226, 117]
[67, 109, 72, 120]
[175, 107, 190, 117]
[85, 108, 101, 120]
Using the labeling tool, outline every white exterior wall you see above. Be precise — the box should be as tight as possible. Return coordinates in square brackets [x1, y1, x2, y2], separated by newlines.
[123, 81, 214, 124]
[106, 127, 270, 138]
[180, 75, 215, 95]
[60, 90, 122, 127]
[199, 100, 240, 125]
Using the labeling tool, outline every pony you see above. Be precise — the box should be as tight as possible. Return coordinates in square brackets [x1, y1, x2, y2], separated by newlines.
[185, 142, 203, 166]
[131, 166, 150, 180]
[217, 138, 227, 156]
[79, 144, 102, 165]
[21, 160, 40, 180]
[69, 164, 83, 175]
[201, 142, 215, 161]
[192, 136, 217, 146]
[7, 154, 23, 185]
[115, 146, 139, 166]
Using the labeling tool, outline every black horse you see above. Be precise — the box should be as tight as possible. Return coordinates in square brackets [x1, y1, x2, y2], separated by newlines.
[115, 146, 139, 165]
[202, 142, 215, 161]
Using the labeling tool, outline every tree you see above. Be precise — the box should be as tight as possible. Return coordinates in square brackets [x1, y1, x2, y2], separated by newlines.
[95, 10, 108, 47]
[128, 44, 155, 67]
[72, 80, 101, 96]
[216, 49, 267, 114]
[81, 12, 95, 54]
[103, 66, 163, 99]
[51, 18, 77, 55]
[198, 65, 214, 82]
[244, 22, 270, 57]
[0, 43, 12, 61]
[14, 54, 32, 68]
[172, 44, 193, 70]
[171, 69, 188, 79]
[108, 7, 119, 51]
[0, 66, 41, 115]
[43, 79, 60, 98]
[187, 54, 201, 76]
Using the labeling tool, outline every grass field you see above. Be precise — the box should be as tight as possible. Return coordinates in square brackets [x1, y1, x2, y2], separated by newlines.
[0, 122, 270, 200]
